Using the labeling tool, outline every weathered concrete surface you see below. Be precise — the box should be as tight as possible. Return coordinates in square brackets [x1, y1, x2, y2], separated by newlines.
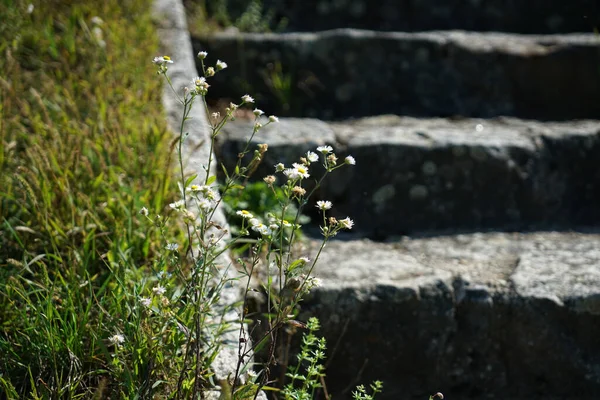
[216, 0, 600, 34]
[193, 30, 600, 120]
[217, 116, 600, 237]
[294, 232, 600, 400]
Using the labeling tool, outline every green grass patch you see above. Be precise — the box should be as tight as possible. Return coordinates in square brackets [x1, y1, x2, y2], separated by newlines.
[0, 0, 179, 397]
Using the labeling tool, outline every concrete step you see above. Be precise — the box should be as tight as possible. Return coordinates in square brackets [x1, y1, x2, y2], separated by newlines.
[219, 0, 600, 34]
[217, 115, 600, 237]
[295, 231, 600, 400]
[194, 30, 600, 120]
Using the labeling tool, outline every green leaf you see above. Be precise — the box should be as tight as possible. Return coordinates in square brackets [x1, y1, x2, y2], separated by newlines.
[151, 380, 165, 389]
[206, 175, 217, 185]
[185, 174, 198, 188]
[260, 386, 281, 392]
[220, 163, 230, 180]
[252, 333, 271, 355]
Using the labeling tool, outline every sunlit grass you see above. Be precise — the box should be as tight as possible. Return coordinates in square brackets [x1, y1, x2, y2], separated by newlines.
[0, 0, 178, 396]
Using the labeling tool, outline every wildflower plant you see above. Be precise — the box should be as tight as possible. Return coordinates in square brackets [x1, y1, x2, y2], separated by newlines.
[139, 52, 359, 399]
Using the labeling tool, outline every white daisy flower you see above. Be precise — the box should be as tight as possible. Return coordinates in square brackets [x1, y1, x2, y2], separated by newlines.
[306, 151, 319, 162]
[153, 285, 167, 296]
[198, 199, 213, 212]
[109, 334, 125, 345]
[308, 276, 322, 288]
[165, 243, 179, 251]
[169, 200, 185, 211]
[345, 155, 356, 165]
[236, 210, 254, 219]
[187, 185, 217, 201]
[152, 55, 173, 65]
[249, 218, 261, 227]
[316, 200, 332, 210]
[241, 94, 254, 103]
[316, 145, 333, 154]
[251, 223, 272, 236]
[140, 297, 152, 308]
[192, 76, 205, 86]
[338, 217, 354, 230]
[283, 163, 310, 180]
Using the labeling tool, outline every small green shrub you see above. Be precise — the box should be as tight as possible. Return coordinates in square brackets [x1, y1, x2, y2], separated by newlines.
[184, 0, 287, 35]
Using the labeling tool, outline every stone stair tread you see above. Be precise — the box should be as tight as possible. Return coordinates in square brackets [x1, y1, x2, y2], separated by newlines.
[306, 231, 600, 306]
[331, 115, 600, 144]
[218, 116, 600, 236]
[297, 231, 600, 399]
[196, 30, 600, 120]
[220, 117, 335, 145]
[221, 115, 600, 148]
[207, 28, 600, 47]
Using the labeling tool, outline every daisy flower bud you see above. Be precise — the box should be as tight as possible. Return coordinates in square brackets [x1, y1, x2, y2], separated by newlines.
[275, 163, 285, 172]
[292, 186, 306, 197]
[306, 151, 319, 162]
[264, 175, 276, 185]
